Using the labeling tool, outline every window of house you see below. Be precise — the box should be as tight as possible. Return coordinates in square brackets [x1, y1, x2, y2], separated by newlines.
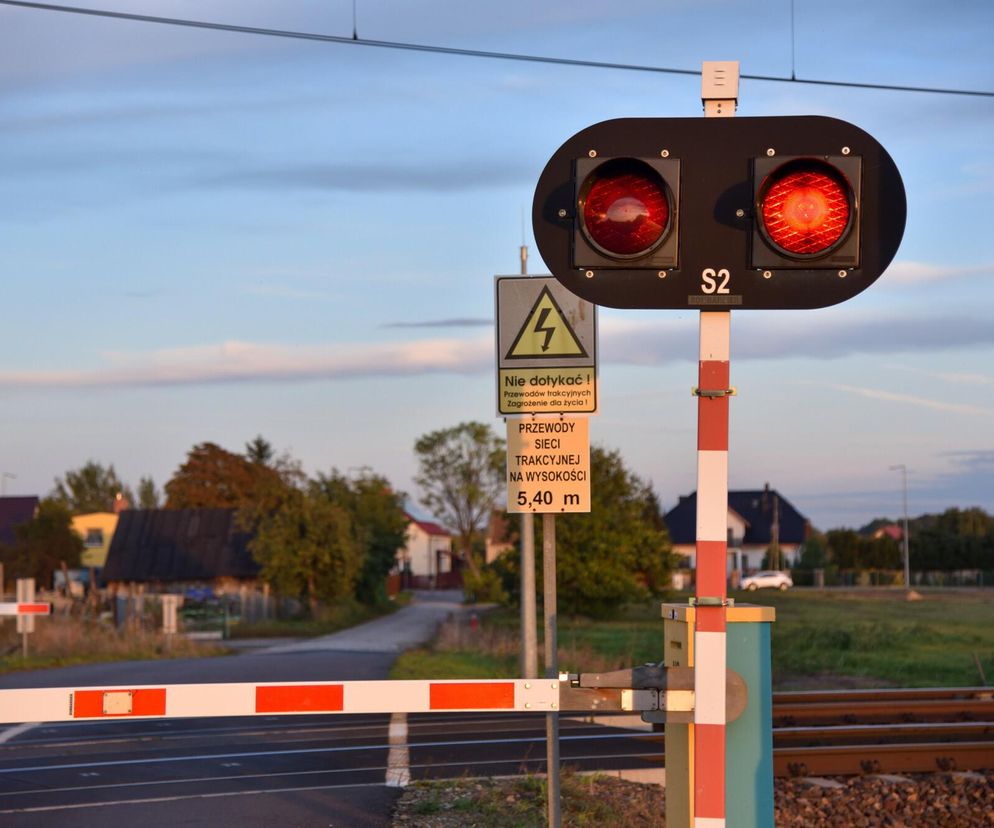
[84, 528, 104, 547]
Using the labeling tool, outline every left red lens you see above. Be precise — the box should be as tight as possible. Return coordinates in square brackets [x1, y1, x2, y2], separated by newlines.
[580, 160, 670, 258]
[759, 161, 852, 257]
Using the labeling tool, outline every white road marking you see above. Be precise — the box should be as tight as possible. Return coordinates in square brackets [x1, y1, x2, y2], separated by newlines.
[384, 712, 409, 787]
[0, 722, 38, 744]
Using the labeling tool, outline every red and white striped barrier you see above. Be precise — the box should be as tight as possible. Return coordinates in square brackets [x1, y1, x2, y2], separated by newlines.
[0, 678, 561, 725]
[0, 602, 52, 617]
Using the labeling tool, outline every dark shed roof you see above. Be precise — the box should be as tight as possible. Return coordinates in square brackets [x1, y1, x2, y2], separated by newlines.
[103, 509, 258, 582]
[664, 488, 809, 546]
[0, 496, 40, 545]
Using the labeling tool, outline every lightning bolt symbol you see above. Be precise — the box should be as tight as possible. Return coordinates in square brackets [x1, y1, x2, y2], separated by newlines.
[533, 307, 555, 352]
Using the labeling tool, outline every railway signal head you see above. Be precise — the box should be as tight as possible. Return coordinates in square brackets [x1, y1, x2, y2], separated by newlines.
[532, 116, 906, 310]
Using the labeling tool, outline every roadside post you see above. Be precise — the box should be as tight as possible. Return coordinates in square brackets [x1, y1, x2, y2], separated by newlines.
[15, 578, 37, 658]
[2, 580, 49, 659]
[531, 59, 906, 827]
[496, 274, 597, 827]
[161, 594, 180, 651]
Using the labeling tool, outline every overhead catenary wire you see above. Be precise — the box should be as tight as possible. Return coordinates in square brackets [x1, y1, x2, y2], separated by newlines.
[1, 0, 993, 98]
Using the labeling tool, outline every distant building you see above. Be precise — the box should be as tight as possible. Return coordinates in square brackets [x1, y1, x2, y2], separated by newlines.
[872, 524, 903, 541]
[71, 512, 120, 569]
[485, 510, 514, 564]
[0, 496, 39, 546]
[396, 513, 454, 588]
[103, 508, 258, 591]
[664, 484, 810, 580]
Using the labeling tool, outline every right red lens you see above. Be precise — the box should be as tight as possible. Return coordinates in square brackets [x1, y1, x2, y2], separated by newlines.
[759, 161, 852, 257]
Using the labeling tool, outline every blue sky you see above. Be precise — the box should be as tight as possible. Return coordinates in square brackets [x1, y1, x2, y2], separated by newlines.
[1, 0, 992, 530]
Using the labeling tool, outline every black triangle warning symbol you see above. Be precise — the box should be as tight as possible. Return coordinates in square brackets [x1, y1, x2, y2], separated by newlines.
[506, 287, 589, 360]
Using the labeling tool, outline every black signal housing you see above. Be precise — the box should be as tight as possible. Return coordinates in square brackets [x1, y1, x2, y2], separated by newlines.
[532, 115, 905, 310]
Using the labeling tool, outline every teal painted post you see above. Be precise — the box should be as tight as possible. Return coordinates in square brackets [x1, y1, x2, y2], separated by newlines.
[724, 618, 774, 827]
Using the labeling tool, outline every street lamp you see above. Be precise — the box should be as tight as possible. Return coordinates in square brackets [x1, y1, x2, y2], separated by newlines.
[889, 465, 911, 589]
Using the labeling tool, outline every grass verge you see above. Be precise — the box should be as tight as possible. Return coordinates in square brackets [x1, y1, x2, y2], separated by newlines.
[391, 588, 994, 688]
[0, 617, 226, 674]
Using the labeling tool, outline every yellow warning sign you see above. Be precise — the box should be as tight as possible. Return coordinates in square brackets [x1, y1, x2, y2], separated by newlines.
[506, 287, 588, 360]
[498, 368, 596, 414]
[506, 417, 590, 513]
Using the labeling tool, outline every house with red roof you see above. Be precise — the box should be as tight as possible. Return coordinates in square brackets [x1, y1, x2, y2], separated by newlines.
[395, 513, 454, 588]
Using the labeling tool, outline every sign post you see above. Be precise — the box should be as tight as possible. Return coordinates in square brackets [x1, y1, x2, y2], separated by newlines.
[495, 275, 598, 828]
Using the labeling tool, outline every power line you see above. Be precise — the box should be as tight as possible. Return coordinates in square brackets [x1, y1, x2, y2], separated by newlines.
[2, 0, 993, 98]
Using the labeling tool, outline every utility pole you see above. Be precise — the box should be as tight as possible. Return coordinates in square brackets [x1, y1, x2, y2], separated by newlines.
[889, 464, 911, 588]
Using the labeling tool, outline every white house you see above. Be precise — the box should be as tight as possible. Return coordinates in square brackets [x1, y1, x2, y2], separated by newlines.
[664, 485, 811, 585]
[396, 514, 453, 587]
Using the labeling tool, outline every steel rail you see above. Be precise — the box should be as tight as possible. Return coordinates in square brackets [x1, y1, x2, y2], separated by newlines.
[773, 698, 994, 726]
[774, 740, 994, 777]
[773, 721, 994, 748]
[773, 686, 993, 705]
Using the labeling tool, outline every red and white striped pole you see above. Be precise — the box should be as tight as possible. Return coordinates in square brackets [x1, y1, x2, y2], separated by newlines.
[693, 60, 738, 828]
[693, 310, 730, 827]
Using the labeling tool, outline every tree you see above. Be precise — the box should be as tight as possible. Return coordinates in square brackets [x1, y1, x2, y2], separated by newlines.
[536, 446, 675, 618]
[164, 442, 288, 511]
[249, 484, 362, 614]
[245, 435, 275, 466]
[796, 532, 828, 569]
[912, 507, 994, 571]
[0, 499, 83, 585]
[414, 422, 505, 579]
[313, 468, 409, 606]
[825, 529, 860, 569]
[50, 461, 133, 514]
[137, 476, 161, 509]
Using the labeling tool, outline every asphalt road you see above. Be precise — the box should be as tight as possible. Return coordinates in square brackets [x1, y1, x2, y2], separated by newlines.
[0, 709, 660, 826]
[0, 591, 660, 825]
[0, 590, 469, 826]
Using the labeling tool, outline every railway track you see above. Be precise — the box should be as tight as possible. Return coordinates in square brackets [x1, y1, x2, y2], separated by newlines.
[770, 686, 994, 776]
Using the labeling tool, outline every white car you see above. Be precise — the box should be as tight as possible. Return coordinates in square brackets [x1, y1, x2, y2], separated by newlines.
[741, 570, 793, 591]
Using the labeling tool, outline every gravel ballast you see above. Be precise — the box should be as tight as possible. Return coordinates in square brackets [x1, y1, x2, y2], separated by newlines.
[392, 771, 994, 826]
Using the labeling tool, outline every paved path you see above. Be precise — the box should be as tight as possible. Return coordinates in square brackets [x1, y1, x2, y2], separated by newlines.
[258, 588, 468, 654]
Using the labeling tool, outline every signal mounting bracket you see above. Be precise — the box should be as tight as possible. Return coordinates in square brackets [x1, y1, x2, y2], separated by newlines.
[702, 60, 739, 117]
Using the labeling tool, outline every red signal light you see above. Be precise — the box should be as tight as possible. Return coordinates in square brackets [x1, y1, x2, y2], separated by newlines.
[579, 159, 671, 258]
[758, 160, 853, 257]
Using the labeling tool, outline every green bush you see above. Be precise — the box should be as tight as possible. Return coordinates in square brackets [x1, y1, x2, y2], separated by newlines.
[462, 566, 508, 604]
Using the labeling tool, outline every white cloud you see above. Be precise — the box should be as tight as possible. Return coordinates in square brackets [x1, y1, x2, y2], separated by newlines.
[823, 382, 994, 417]
[3, 305, 994, 390]
[0, 338, 492, 389]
